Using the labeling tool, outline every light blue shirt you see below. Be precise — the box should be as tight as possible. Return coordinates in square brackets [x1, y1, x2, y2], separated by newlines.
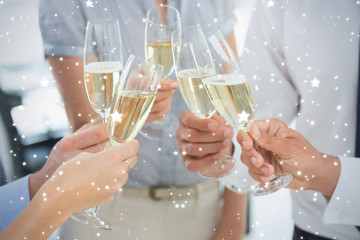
[0, 174, 30, 231]
[39, 0, 237, 187]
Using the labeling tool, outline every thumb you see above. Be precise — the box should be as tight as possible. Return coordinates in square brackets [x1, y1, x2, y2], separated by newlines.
[159, 78, 178, 91]
[248, 119, 293, 155]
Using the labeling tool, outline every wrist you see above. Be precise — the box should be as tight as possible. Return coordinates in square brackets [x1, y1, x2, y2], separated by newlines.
[310, 154, 341, 197]
[31, 191, 71, 233]
[28, 171, 48, 199]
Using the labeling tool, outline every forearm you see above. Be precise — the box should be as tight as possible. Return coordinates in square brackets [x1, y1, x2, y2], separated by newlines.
[47, 56, 97, 131]
[0, 192, 70, 240]
[214, 189, 247, 240]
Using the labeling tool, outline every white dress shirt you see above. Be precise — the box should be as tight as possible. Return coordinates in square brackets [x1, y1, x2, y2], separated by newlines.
[241, 0, 360, 239]
[39, 0, 237, 188]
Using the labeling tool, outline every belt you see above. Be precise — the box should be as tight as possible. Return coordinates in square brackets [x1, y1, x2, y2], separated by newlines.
[120, 180, 219, 201]
[293, 226, 332, 240]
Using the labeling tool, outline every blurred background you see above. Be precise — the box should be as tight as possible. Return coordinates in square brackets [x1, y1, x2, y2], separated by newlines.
[0, 0, 293, 239]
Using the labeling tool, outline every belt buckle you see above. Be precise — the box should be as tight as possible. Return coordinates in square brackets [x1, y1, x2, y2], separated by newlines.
[149, 185, 163, 201]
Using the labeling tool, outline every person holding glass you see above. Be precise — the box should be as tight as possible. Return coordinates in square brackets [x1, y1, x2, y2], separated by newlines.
[178, 0, 360, 239]
[0, 123, 138, 239]
[39, 0, 248, 239]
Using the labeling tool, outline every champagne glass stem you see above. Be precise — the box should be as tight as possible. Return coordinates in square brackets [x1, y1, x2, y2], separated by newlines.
[86, 206, 100, 218]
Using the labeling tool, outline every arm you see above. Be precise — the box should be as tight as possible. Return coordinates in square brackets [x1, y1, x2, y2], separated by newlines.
[237, 118, 340, 195]
[213, 190, 248, 240]
[214, 31, 248, 240]
[0, 123, 108, 231]
[47, 56, 178, 132]
[237, 118, 360, 226]
[176, 111, 247, 239]
[0, 139, 138, 239]
[47, 56, 96, 131]
[28, 123, 109, 199]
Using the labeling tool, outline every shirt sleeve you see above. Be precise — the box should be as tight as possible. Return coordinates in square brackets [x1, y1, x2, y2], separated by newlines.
[323, 156, 360, 226]
[240, 0, 299, 125]
[0, 175, 30, 231]
[212, 0, 238, 37]
[39, 0, 87, 57]
[192, 0, 237, 37]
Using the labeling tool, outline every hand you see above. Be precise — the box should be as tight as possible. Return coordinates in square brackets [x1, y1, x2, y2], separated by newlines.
[146, 78, 178, 122]
[176, 110, 234, 172]
[237, 118, 340, 197]
[37, 139, 138, 216]
[29, 123, 109, 199]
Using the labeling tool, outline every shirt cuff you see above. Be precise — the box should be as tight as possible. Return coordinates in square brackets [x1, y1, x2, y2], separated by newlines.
[44, 43, 84, 58]
[323, 156, 360, 226]
[0, 175, 31, 231]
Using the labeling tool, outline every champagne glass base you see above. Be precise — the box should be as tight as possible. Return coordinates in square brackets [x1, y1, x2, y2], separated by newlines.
[140, 113, 179, 140]
[71, 211, 114, 230]
[251, 173, 292, 196]
[198, 155, 235, 178]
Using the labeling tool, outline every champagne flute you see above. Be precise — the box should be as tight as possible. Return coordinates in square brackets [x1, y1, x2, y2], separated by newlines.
[201, 31, 293, 196]
[140, 4, 181, 140]
[70, 18, 123, 230]
[108, 54, 163, 146]
[84, 19, 123, 122]
[171, 26, 235, 178]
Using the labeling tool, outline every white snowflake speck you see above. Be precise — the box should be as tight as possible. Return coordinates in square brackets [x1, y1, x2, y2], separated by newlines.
[86, 0, 94, 7]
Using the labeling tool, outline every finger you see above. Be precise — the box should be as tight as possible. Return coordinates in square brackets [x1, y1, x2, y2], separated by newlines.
[70, 123, 108, 149]
[183, 153, 221, 172]
[114, 173, 129, 191]
[155, 89, 175, 102]
[177, 126, 233, 143]
[121, 155, 138, 171]
[249, 119, 296, 154]
[101, 139, 139, 161]
[240, 147, 264, 169]
[75, 123, 92, 133]
[146, 105, 171, 122]
[151, 95, 172, 112]
[181, 111, 219, 132]
[85, 141, 108, 153]
[236, 130, 254, 151]
[246, 160, 274, 177]
[158, 78, 179, 91]
[181, 140, 230, 157]
[248, 169, 271, 183]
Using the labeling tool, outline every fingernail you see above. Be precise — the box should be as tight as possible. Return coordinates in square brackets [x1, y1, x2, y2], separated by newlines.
[222, 139, 230, 147]
[253, 126, 261, 139]
[250, 157, 257, 166]
[260, 167, 268, 174]
[208, 122, 217, 131]
[171, 82, 179, 88]
[183, 144, 192, 152]
[224, 129, 232, 138]
[242, 141, 247, 148]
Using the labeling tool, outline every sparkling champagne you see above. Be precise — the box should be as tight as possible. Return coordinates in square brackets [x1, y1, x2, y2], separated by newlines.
[146, 40, 179, 77]
[177, 68, 216, 119]
[108, 90, 156, 145]
[203, 74, 254, 131]
[84, 61, 122, 114]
